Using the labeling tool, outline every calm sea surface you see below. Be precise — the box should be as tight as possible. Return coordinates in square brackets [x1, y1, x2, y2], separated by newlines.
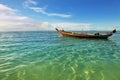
[0, 31, 120, 80]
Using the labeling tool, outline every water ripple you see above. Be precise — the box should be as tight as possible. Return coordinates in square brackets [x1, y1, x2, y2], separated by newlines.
[0, 31, 120, 80]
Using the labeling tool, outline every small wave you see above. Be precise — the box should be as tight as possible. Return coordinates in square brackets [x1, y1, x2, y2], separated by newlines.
[0, 62, 12, 67]
[70, 66, 76, 74]
[0, 65, 26, 73]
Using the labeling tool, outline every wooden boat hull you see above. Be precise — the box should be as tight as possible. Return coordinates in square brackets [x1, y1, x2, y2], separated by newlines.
[56, 28, 116, 39]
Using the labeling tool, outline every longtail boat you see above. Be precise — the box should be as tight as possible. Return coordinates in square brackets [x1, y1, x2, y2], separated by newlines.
[56, 28, 116, 39]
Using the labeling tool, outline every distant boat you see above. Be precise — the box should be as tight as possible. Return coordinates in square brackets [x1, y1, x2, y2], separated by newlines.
[56, 28, 116, 39]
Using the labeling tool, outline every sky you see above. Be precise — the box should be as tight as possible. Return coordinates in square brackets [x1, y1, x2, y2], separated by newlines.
[0, 0, 120, 31]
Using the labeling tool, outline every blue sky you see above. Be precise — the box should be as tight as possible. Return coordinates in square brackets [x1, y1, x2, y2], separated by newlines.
[0, 0, 120, 31]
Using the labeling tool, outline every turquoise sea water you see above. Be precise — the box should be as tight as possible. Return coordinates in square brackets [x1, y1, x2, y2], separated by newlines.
[0, 31, 120, 80]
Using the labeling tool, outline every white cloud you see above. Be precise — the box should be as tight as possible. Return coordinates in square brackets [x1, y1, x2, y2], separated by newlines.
[0, 4, 53, 31]
[51, 22, 91, 31]
[0, 4, 84, 31]
[90, 26, 119, 31]
[23, 0, 71, 18]
[1, 4, 117, 31]
[51, 23, 119, 31]
[23, 0, 37, 7]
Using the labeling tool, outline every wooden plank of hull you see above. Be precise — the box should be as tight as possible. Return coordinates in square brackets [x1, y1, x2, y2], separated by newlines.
[61, 33, 109, 39]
